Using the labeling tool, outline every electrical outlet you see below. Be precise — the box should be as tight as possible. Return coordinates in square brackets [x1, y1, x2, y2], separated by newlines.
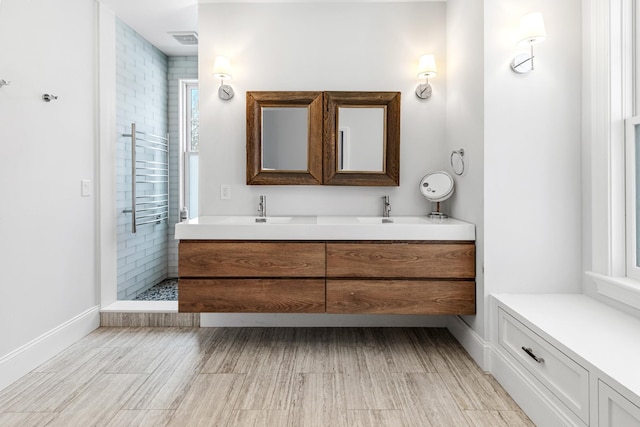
[81, 179, 92, 197]
[220, 184, 231, 200]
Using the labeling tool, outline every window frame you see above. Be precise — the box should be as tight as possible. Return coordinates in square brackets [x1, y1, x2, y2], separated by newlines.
[179, 79, 199, 219]
[584, 0, 640, 310]
[624, 0, 640, 280]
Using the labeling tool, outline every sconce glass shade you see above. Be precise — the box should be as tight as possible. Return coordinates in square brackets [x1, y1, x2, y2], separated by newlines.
[517, 12, 546, 46]
[212, 56, 232, 80]
[417, 54, 437, 79]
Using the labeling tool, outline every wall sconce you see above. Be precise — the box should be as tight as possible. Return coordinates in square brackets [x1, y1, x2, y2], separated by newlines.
[416, 54, 437, 100]
[510, 12, 547, 74]
[212, 56, 234, 100]
[0, 79, 10, 88]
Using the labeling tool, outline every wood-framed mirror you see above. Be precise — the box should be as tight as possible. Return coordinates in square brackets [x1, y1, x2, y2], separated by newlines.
[246, 91, 323, 185]
[324, 91, 400, 186]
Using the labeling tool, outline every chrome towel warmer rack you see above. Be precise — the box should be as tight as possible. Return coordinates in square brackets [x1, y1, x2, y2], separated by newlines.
[122, 123, 169, 233]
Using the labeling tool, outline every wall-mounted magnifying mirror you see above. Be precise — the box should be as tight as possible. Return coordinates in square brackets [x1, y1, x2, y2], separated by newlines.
[325, 91, 400, 186]
[247, 91, 323, 185]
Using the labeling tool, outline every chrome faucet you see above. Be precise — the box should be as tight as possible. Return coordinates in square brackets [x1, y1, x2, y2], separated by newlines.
[257, 195, 267, 220]
[382, 195, 391, 218]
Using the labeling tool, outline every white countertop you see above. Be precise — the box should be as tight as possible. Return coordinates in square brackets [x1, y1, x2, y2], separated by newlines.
[175, 215, 475, 241]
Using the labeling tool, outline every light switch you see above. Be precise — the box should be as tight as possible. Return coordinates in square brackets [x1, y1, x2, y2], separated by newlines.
[220, 184, 231, 200]
[81, 179, 92, 197]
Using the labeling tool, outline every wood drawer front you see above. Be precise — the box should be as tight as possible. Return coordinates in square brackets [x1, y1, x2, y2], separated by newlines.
[179, 278, 325, 313]
[598, 380, 640, 427]
[326, 280, 475, 315]
[498, 308, 589, 423]
[326, 242, 475, 279]
[179, 241, 325, 277]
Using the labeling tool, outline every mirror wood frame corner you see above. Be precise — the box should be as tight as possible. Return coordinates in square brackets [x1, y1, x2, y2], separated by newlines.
[324, 91, 400, 186]
[246, 91, 323, 185]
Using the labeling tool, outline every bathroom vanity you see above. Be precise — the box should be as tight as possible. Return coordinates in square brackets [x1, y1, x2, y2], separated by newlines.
[176, 216, 476, 315]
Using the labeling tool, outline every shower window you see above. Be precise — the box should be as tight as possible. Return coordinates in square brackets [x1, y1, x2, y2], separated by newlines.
[188, 84, 199, 152]
[181, 80, 199, 219]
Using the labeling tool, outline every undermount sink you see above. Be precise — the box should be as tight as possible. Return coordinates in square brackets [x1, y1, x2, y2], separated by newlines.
[356, 216, 431, 224]
[318, 216, 433, 224]
[316, 216, 442, 225]
[220, 216, 293, 224]
[211, 216, 318, 225]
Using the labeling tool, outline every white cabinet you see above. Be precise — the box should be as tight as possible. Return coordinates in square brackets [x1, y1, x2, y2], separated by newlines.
[498, 308, 589, 423]
[492, 294, 640, 427]
[598, 381, 640, 427]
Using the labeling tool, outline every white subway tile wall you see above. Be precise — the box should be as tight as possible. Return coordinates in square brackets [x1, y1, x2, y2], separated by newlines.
[115, 21, 198, 299]
[116, 19, 169, 300]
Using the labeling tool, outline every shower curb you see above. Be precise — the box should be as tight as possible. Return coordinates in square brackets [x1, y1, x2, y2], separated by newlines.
[100, 312, 199, 327]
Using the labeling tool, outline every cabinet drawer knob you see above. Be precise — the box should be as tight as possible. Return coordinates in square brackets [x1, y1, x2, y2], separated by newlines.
[521, 346, 545, 364]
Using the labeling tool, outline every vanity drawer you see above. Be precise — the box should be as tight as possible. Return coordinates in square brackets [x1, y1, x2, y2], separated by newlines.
[179, 278, 325, 313]
[326, 242, 475, 279]
[326, 280, 475, 314]
[179, 241, 325, 277]
[498, 308, 589, 423]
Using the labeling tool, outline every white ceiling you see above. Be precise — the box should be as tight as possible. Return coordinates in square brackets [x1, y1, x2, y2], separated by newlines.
[99, 0, 198, 56]
[98, 0, 443, 57]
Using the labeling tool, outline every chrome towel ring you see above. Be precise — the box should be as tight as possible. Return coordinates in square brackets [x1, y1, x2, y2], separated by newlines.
[450, 148, 465, 176]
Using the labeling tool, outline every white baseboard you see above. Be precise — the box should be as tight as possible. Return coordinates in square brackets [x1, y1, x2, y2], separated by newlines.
[200, 313, 450, 328]
[0, 305, 100, 392]
[446, 316, 491, 371]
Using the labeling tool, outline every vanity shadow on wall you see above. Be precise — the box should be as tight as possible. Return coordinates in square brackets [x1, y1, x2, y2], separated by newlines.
[246, 91, 401, 186]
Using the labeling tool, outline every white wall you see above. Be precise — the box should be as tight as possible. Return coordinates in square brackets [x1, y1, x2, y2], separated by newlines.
[197, 0, 582, 334]
[198, 2, 447, 218]
[483, 0, 583, 303]
[446, 0, 486, 337]
[445, 0, 582, 360]
[0, 0, 99, 389]
[198, 1, 449, 326]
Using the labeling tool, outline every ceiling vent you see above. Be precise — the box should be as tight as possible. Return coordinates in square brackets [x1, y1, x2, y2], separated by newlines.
[169, 31, 198, 46]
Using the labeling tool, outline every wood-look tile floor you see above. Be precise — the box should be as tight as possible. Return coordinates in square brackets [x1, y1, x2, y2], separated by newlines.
[0, 327, 534, 427]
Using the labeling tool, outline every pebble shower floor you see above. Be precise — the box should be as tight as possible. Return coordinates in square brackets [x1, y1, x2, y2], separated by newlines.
[134, 278, 178, 301]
